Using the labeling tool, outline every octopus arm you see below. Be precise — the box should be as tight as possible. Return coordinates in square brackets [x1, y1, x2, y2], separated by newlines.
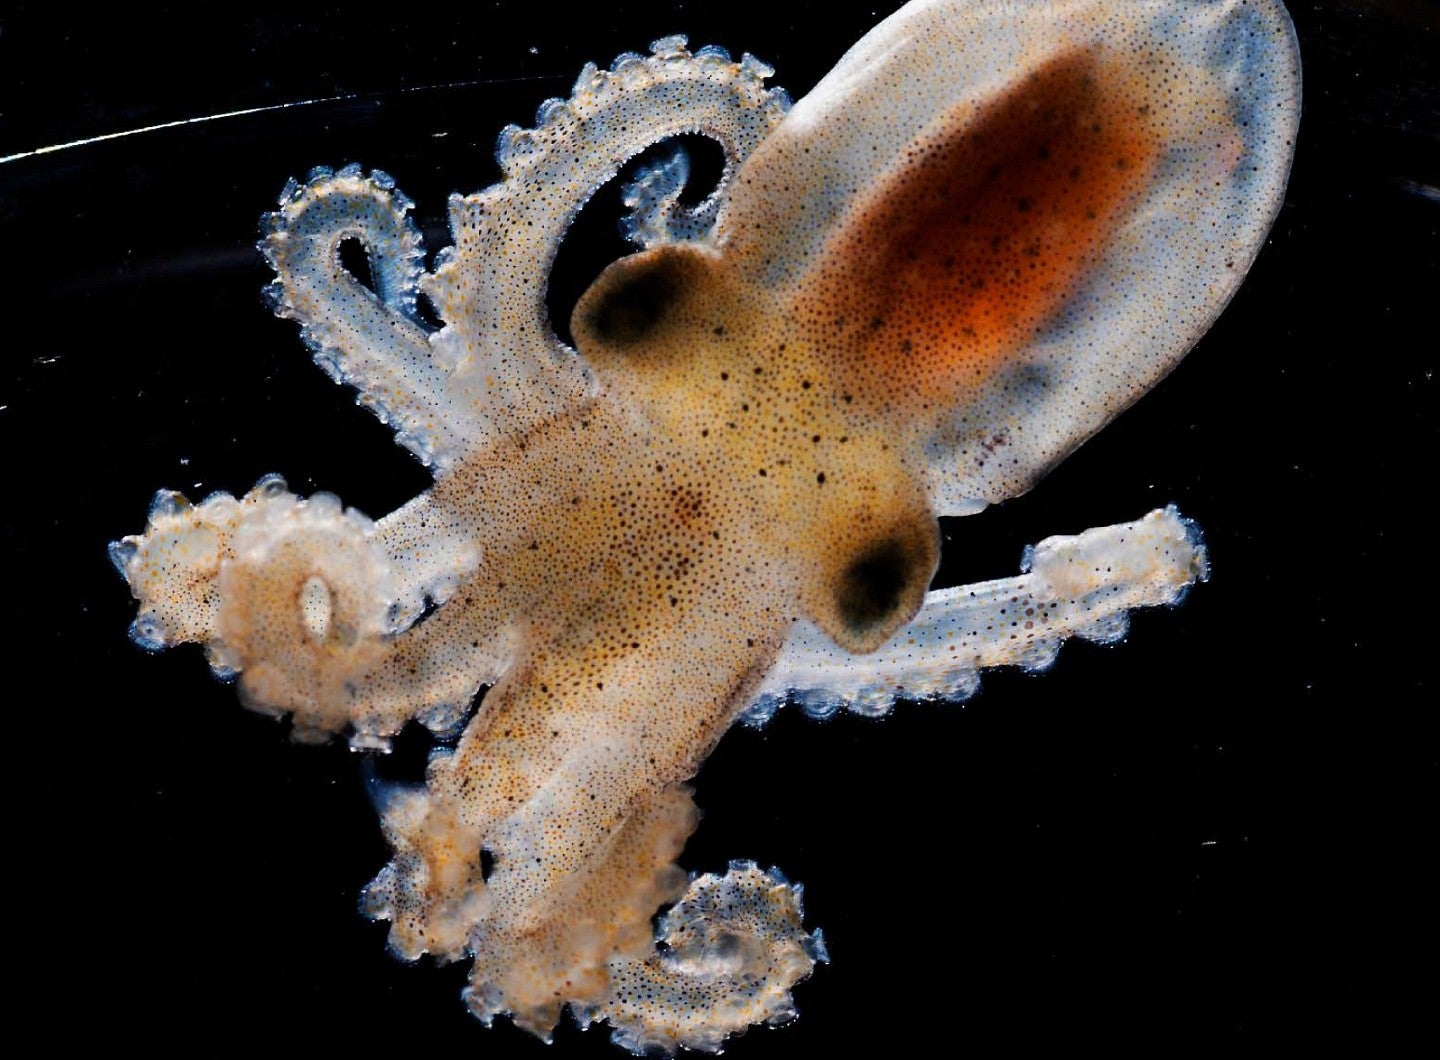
[748, 506, 1209, 723]
[109, 477, 509, 746]
[261, 166, 484, 470]
[717, 0, 1302, 513]
[593, 860, 828, 1054]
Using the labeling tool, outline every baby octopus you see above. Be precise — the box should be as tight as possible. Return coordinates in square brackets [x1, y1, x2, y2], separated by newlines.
[112, 0, 1300, 1051]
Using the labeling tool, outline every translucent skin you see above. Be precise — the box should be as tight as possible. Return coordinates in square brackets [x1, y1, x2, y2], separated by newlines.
[111, 1, 1299, 1052]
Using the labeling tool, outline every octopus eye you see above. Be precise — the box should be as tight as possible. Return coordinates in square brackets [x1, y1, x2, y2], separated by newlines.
[837, 538, 915, 636]
[581, 253, 681, 344]
[570, 242, 717, 363]
[805, 507, 940, 655]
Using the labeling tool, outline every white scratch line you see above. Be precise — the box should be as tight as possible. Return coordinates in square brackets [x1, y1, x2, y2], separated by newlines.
[1, 97, 357, 165]
[0, 76, 560, 166]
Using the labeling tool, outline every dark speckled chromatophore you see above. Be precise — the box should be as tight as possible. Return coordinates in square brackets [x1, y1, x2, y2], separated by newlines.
[109, 0, 1299, 1052]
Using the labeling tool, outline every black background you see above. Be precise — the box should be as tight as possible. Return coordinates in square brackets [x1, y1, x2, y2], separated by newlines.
[2, 0, 1434, 1051]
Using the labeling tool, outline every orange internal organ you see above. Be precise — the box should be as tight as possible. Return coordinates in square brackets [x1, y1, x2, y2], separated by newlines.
[812, 49, 1168, 406]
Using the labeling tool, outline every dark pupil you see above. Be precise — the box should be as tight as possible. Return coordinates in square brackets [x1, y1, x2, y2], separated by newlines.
[838, 539, 911, 632]
[585, 258, 678, 344]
